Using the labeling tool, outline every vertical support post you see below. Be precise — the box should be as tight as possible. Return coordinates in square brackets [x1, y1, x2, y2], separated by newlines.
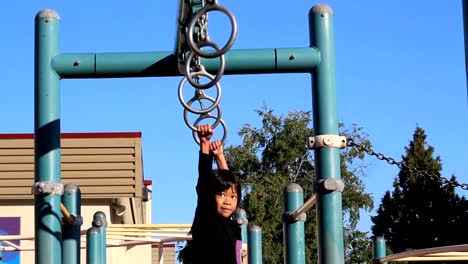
[62, 184, 82, 264]
[372, 236, 386, 262]
[93, 212, 107, 264]
[248, 225, 262, 264]
[283, 183, 305, 264]
[0, 241, 3, 264]
[309, 4, 345, 264]
[87, 227, 101, 264]
[236, 208, 249, 264]
[158, 242, 164, 264]
[235, 208, 248, 244]
[462, 0, 468, 99]
[34, 9, 62, 264]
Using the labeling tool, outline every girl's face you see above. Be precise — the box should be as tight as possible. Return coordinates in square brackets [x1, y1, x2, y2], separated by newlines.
[215, 185, 238, 218]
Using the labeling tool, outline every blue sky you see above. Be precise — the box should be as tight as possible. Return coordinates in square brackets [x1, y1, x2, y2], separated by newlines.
[2, 0, 468, 239]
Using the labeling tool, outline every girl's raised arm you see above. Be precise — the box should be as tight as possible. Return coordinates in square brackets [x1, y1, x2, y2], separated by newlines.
[211, 140, 229, 170]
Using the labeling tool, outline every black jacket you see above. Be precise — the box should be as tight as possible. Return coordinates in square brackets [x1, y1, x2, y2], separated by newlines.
[190, 152, 242, 264]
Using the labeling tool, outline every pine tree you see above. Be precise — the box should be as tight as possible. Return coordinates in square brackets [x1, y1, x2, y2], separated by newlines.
[371, 126, 468, 262]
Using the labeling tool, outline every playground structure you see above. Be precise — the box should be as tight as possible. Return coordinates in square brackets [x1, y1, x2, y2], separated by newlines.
[2, 1, 468, 263]
[29, 1, 345, 263]
[373, 237, 468, 262]
[0, 222, 191, 262]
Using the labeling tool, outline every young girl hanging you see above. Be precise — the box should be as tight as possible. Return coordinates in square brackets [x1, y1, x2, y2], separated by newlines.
[189, 124, 243, 264]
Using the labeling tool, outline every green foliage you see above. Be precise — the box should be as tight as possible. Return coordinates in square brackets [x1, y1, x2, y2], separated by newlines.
[178, 106, 375, 263]
[226, 106, 374, 263]
[344, 229, 373, 263]
[371, 126, 468, 263]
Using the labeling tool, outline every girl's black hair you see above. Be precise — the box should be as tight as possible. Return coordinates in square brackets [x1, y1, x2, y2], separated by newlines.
[212, 169, 242, 203]
[190, 169, 241, 235]
[183, 169, 242, 262]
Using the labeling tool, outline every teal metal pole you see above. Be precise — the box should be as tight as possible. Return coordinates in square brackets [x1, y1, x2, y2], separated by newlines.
[235, 208, 248, 244]
[0, 241, 2, 264]
[52, 47, 320, 78]
[62, 184, 82, 264]
[372, 236, 386, 262]
[93, 212, 107, 264]
[86, 227, 101, 264]
[283, 183, 305, 264]
[34, 9, 62, 264]
[248, 225, 262, 264]
[309, 4, 345, 264]
[462, 0, 468, 101]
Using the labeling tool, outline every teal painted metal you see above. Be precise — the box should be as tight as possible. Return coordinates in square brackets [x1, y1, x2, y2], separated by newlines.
[93, 212, 107, 264]
[248, 225, 262, 264]
[191, 0, 203, 12]
[309, 4, 345, 264]
[372, 236, 386, 261]
[52, 47, 320, 78]
[95, 52, 175, 77]
[283, 183, 305, 264]
[34, 9, 62, 264]
[235, 208, 248, 244]
[86, 227, 101, 264]
[276, 48, 320, 73]
[205, 49, 274, 74]
[0, 241, 2, 264]
[62, 184, 82, 264]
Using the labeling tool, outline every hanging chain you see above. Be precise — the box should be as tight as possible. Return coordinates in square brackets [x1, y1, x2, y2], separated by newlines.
[197, 13, 208, 42]
[177, 0, 237, 144]
[192, 12, 208, 77]
[346, 138, 468, 190]
[192, 11, 208, 108]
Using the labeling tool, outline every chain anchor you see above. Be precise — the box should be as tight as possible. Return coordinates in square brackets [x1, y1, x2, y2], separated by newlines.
[186, 0, 238, 58]
[307, 135, 347, 149]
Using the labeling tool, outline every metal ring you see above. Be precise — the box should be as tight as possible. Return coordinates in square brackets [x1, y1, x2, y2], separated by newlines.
[178, 74, 222, 114]
[187, 4, 237, 58]
[184, 95, 222, 131]
[185, 42, 225, 89]
[192, 114, 227, 145]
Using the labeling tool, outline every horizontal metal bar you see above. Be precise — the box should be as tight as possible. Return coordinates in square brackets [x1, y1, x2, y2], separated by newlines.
[53, 47, 320, 79]
[291, 194, 316, 220]
[379, 244, 468, 263]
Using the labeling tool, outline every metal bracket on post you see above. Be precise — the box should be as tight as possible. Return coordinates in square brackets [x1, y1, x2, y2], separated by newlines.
[282, 211, 307, 223]
[32, 182, 64, 196]
[64, 215, 83, 226]
[236, 217, 249, 225]
[316, 178, 345, 192]
[307, 134, 347, 149]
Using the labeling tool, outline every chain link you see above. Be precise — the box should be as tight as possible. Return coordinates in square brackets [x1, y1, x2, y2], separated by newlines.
[194, 13, 208, 73]
[198, 13, 208, 42]
[346, 138, 468, 190]
[178, 0, 237, 144]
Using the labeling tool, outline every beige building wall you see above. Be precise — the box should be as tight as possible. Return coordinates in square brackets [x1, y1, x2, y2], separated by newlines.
[0, 132, 159, 264]
[152, 244, 176, 264]
[0, 203, 154, 264]
[0, 205, 35, 263]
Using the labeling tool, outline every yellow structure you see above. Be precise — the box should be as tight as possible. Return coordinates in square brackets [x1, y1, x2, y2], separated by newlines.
[0, 132, 183, 264]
